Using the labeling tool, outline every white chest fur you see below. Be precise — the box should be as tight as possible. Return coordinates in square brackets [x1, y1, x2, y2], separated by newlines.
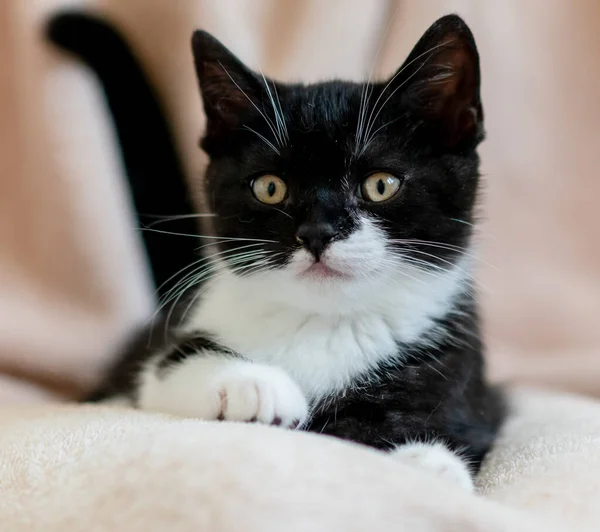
[182, 259, 467, 400]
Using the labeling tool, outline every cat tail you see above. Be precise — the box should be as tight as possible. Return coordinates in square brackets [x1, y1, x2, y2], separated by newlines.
[46, 12, 197, 299]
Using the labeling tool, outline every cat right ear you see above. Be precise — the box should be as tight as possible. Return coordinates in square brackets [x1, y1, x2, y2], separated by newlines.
[191, 31, 261, 132]
[392, 15, 484, 150]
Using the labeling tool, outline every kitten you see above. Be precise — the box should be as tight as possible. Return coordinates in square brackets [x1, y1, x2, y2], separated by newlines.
[48, 12, 505, 490]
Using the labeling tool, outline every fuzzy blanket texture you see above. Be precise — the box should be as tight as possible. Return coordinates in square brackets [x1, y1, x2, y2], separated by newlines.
[1, 389, 599, 531]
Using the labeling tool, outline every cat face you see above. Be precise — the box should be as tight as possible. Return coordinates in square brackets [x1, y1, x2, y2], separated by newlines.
[192, 15, 484, 293]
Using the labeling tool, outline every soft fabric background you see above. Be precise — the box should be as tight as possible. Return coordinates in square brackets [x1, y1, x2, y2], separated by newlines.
[4, 388, 600, 532]
[1, 0, 599, 402]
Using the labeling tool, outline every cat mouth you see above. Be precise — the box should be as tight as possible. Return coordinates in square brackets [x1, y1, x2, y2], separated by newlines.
[300, 261, 350, 280]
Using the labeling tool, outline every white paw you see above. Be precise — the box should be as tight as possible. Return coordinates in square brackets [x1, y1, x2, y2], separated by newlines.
[140, 356, 308, 428]
[210, 363, 308, 427]
[390, 442, 474, 491]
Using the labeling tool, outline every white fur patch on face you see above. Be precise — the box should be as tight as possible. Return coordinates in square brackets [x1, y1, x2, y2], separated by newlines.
[183, 216, 470, 400]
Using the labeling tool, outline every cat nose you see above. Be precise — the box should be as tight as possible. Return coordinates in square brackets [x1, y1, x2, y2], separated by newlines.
[295, 223, 336, 261]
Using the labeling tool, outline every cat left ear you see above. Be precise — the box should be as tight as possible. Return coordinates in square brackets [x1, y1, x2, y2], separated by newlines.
[191, 30, 263, 134]
[394, 14, 484, 149]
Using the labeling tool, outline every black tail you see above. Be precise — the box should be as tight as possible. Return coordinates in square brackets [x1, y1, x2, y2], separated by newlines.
[46, 12, 197, 300]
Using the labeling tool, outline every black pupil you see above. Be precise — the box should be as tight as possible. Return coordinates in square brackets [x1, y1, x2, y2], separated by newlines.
[267, 181, 276, 197]
[376, 179, 385, 195]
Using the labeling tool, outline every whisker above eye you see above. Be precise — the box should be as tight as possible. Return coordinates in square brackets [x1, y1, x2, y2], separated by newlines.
[218, 61, 282, 149]
[359, 41, 451, 156]
[257, 67, 288, 145]
[242, 125, 280, 155]
[359, 116, 403, 152]
[354, 4, 400, 155]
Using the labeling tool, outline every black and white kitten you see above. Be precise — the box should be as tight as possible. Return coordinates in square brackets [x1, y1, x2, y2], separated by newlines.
[49, 13, 504, 490]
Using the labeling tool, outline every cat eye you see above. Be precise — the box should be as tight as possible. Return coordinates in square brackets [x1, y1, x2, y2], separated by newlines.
[251, 175, 288, 205]
[360, 172, 402, 202]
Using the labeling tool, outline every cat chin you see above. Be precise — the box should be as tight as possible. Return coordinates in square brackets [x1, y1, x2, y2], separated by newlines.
[291, 252, 369, 282]
[298, 262, 352, 281]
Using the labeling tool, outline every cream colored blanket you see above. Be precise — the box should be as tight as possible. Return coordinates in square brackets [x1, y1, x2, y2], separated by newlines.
[0, 388, 599, 531]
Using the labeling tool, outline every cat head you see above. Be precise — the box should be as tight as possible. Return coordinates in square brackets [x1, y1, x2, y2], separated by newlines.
[191, 15, 483, 305]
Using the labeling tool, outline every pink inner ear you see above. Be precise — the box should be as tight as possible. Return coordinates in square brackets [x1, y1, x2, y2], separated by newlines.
[403, 34, 481, 147]
[200, 61, 252, 120]
[419, 39, 477, 110]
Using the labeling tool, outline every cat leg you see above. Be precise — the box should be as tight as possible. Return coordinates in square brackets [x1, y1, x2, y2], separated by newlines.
[136, 344, 308, 428]
[390, 442, 474, 491]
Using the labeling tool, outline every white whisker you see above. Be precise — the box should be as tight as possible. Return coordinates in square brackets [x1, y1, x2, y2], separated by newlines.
[451, 218, 498, 241]
[359, 41, 452, 155]
[358, 116, 402, 152]
[389, 238, 498, 271]
[258, 68, 288, 145]
[150, 245, 273, 330]
[271, 207, 293, 219]
[139, 226, 277, 244]
[354, 4, 399, 153]
[159, 245, 268, 304]
[143, 213, 216, 229]
[162, 249, 274, 336]
[242, 125, 280, 154]
[392, 252, 490, 295]
[176, 250, 284, 327]
[272, 82, 288, 141]
[218, 61, 281, 147]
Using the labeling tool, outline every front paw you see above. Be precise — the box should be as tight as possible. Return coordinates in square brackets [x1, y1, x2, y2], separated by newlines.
[212, 363, 308, 428]
[390, 442, 474, 491]
[141, 357, 309, 428]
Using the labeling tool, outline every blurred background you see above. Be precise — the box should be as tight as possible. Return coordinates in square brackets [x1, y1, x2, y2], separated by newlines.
[1, 0, 599, 403]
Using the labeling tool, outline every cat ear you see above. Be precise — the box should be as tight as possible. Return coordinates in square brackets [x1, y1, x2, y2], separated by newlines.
[394, 15, 483, 149]
[191, 30, 262, 132]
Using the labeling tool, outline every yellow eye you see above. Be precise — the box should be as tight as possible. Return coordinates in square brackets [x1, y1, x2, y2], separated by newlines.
[361, 172, 401, 202]
[251, 175, 288, 205]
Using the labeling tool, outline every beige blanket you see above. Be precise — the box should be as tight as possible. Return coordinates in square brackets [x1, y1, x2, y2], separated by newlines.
[0, 388, 599, 531]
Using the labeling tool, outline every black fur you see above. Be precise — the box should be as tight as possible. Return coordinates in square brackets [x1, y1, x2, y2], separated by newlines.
[46, 13, 198, 298]
[308, 294, 504, 469]
[191, 17, 485, 269]
[48, 11, 504, 472]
